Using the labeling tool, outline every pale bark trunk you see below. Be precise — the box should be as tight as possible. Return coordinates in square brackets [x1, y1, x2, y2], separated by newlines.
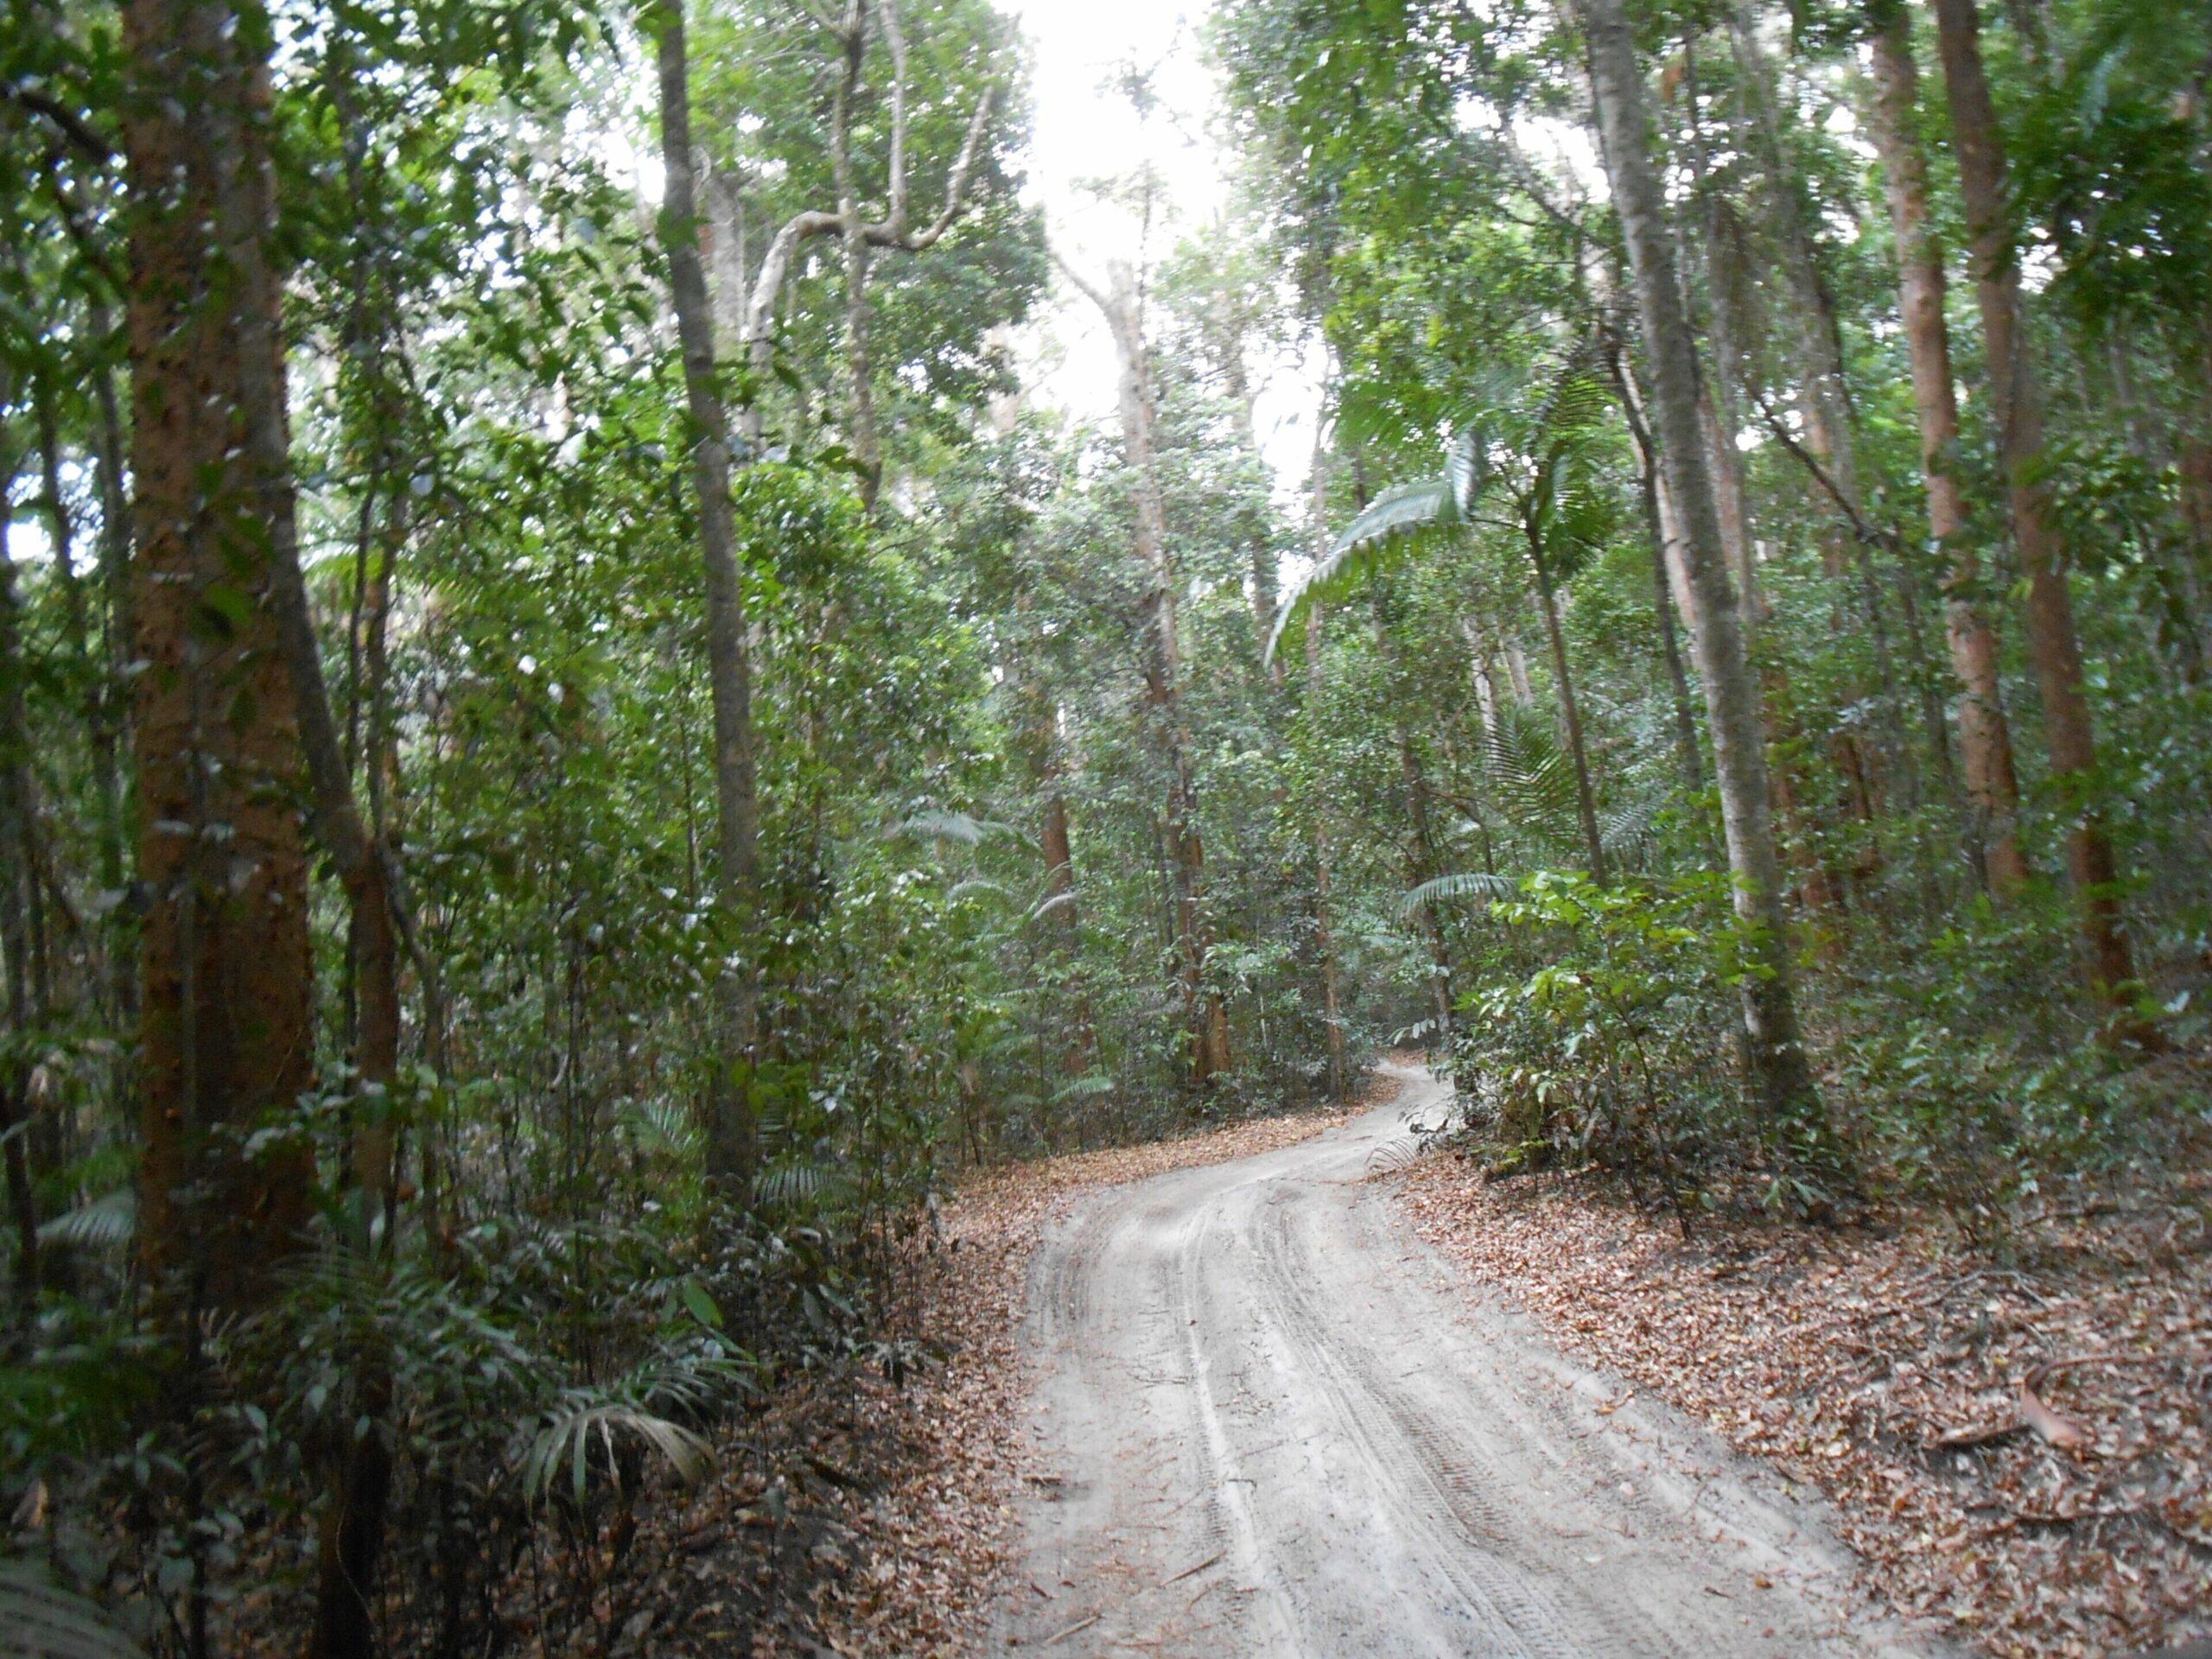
[1932, 0, 2139, 1006]
[1866, 6, 2026, 891]
[1584, 0, 1835, 1154]
[656, 4, 762, 1192]
[1065, 257, 1229, 1088]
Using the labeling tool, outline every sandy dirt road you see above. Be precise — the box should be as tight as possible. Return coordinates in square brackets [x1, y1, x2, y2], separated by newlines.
[992, 1065, 1937, 1657]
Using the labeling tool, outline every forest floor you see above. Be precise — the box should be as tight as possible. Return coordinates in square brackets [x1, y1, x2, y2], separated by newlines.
[1396, 1111, 2212, 1659]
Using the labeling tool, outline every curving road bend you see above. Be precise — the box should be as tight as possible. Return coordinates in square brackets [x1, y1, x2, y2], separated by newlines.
[991, 1065, 1936, 1658]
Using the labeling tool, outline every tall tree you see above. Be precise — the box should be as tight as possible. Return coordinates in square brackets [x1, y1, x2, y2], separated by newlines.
[1581, 0, 1838, 1164]
[123, 0, 318, 1312]
[1058, 254, 1232, 1090]
[1931, 0, 2139, 1006]
[653, 0, 762, 1197]
[1864, 2, 2027, 892]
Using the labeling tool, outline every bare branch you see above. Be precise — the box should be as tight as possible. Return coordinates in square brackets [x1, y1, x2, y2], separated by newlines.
[1048, 245, 1111, 320]
[1746, 387, 1897, 550]
[743, 208, 842, 349]
[3, 83, 112, 163]
[880, 0, 911, 237]
[872, 84, 995, 253]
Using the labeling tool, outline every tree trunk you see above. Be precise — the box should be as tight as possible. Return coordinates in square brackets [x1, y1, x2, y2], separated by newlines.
[1866, 4, 2026, 892]
[656, 2, 763, 1194]
[1611, 350, 1705, 795]
[1071, 257, 1229, 1089]
[1583, 0, 1838, 1162]
[1370, 590, 1456, 1062]
[1932, 0, 2140, 1007]
[1529, 540, 1609, 884]
[0, 439, 43, 1320]
[124, 0, 319, 1315]
[1305, 607, 1350, 1103]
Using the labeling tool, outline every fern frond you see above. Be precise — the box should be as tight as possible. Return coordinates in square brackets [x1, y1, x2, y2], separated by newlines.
[1048, 1072, 1115, 1104]
[887, 810, 1016, 845]
[1481, 709, 1581, 826]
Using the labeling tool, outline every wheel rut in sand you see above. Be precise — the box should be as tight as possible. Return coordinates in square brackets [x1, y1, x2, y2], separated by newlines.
[991, 1064, 1942, 1658]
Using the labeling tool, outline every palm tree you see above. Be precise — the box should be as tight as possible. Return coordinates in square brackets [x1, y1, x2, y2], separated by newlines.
[1274, 364, 1621, 883]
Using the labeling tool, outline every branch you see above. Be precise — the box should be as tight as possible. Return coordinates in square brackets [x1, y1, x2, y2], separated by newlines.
[880, 0, 910, 235]
[869, 83, 995, 253]
[1746, 387, 1898, 552]
[3, 83, 112, 163]
[742, 208, 842, 348]
[1048, 245, 1110, 319]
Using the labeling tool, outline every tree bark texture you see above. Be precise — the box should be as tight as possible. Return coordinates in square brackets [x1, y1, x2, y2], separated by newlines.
[656, 1, 763, 1196]
[1583, 0, 1834, 1152]
[1931, 0, 2139, 1003]
[1865, 5, 2027, 892]
[1065, 257, 1230, 1090]
[124, 0, 317, 1313]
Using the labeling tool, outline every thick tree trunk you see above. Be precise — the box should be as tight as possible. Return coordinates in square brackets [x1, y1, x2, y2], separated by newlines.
[1583, 0, 1837, 1161]
[1866, 5, 2026, 892]
[656, 3, 763, 1194]
[124, 0, 318, 1314]
[1932, 0, 2139, 1006]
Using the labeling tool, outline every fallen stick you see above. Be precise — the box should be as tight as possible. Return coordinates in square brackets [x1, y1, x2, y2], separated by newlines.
[1044, 1612, 1100, 1645]
[1160, 1551, 1222, 1586]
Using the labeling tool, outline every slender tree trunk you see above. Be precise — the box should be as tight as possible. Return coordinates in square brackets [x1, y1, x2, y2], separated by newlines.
[1933, 0, 2140, 1007]
[1529, 541, 1610, 883]
[0, 444, 43, 1321]
[1070, 257, 1229, 1088]
[1370, 590, 1456, 1062]
[1584, 0, 1838, 1163]
[86, 309, 139, 1025]
[656, 2, 763, 1192]
[1866, 4, 2025, 891]
[1611, 351, 1705, 794]
[1305, 607, 1350, 1103]
[124, 0, 320, 1314]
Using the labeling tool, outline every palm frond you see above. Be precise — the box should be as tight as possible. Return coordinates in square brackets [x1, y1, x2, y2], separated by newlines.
[946, 877, 1014, 903]
[756, 1156, 847, 1208]
[1399, 871, 1517, 919]
[618, 1099, 702, 1161]
[523, 1402, 715, 1506]
[0, 1560, 145, 1659]
[1600, 799, 1658, 853]
[1481, 708, 1581, 827]
[36, 1188, 135, 1251]
[886, 810, 1015, 845]
[1268, 477, 1459, 666]
[1048, 1072, 1114, 1104]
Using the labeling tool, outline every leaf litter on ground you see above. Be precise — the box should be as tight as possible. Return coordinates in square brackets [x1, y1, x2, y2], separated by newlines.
[1391, 1147, 2212, 1659]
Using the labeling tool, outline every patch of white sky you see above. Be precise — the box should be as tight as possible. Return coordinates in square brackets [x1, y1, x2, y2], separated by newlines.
[997, 0, 1325, 508]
